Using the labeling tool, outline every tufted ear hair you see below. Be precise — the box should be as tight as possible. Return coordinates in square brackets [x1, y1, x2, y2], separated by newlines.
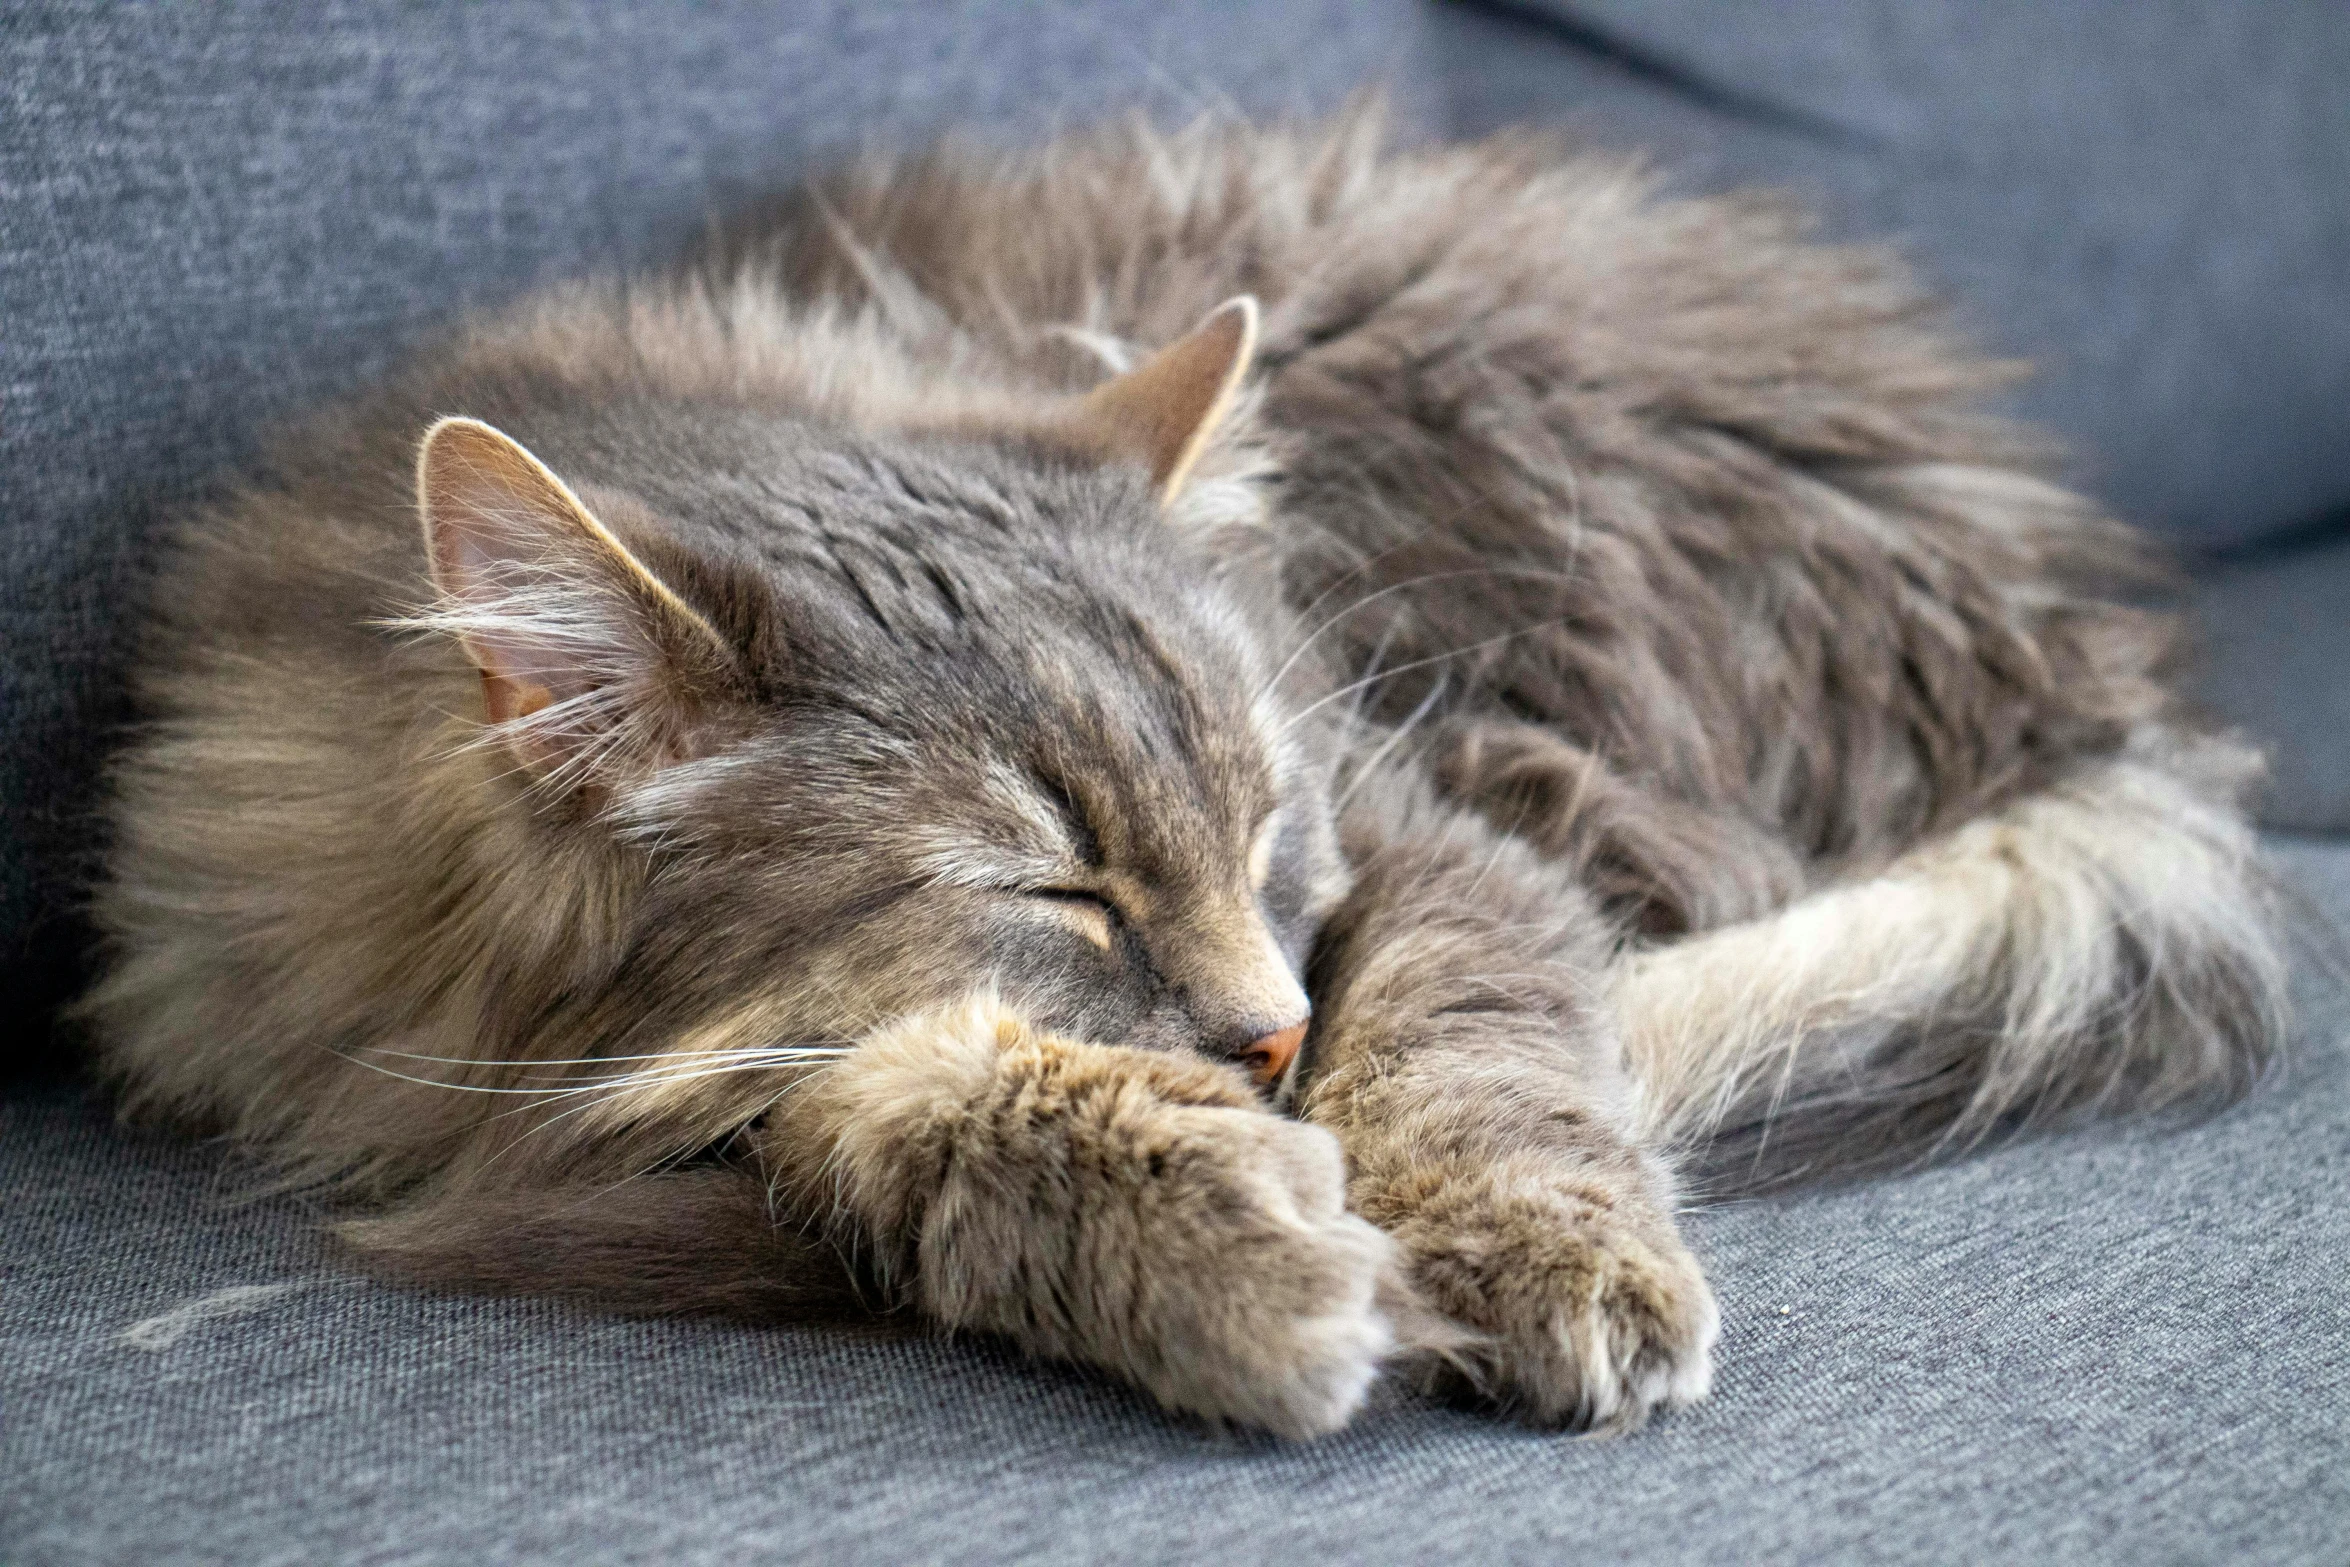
[414, 416, 737, 786]
[1079, 296, 1258, 502]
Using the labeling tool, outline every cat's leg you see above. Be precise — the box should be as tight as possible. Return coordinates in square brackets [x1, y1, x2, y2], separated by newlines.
[348, 997, 1404, 1436]
[343, 1167, 869, 1321]
[1297, 775, 1719, 1430]
[761, 997, 1404, 1437]
[1429, 716, 1807, 936]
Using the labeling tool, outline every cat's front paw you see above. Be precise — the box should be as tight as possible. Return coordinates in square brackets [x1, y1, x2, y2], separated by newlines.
[1098, 1097, 1403, 1438]
[826, 999, 1400, 1437]
[1367, 1160, 1717, 1431]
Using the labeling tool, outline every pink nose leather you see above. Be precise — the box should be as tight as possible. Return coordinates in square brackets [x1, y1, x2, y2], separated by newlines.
[1243, 1021, 1308, 1087]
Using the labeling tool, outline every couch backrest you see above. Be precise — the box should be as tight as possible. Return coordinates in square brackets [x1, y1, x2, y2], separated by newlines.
[1428, 0, 2350, 553]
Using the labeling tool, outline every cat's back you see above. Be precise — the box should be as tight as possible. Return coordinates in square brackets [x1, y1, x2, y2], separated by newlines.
[773, 110, 2165, 878]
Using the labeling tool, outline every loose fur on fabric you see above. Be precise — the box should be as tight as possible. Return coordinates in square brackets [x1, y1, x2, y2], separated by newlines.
[84, 104, 2285, 1439]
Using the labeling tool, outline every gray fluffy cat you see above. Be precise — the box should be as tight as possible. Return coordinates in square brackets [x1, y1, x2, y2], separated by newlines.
[85, 109, 2285, 1437]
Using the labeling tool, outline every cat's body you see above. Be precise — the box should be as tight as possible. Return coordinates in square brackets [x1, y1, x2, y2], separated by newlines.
[86, 111, 2284, 1437]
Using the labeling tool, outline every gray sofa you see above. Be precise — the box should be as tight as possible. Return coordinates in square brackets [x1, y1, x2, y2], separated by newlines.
[6, 5, 2346, 1562]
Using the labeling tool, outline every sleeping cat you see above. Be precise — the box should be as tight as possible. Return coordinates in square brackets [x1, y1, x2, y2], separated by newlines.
[84, 108, 2285, 1438]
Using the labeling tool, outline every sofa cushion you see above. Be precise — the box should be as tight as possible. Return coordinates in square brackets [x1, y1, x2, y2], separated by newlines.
[7, 840, 2345, 1564]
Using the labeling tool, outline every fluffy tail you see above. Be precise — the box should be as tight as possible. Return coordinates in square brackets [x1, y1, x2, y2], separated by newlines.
[1613, 731, 2288, 1194]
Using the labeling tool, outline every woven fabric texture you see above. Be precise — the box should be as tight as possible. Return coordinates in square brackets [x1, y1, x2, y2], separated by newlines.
[6, 845, 2345, 1565]
[1436, 0, 2350, 552]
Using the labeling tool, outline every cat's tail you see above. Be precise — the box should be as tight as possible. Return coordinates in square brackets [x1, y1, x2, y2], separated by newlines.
[1613, 728, 2289, 1194]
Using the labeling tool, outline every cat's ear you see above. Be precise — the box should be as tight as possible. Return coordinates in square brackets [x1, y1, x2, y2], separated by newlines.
[1080, 296, 1258, 502]
[415, 416, 735, 783]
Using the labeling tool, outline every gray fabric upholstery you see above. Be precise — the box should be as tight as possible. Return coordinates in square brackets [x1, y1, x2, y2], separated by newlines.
[1436, 0, 2350, 552]
[2195, 540, 2350, 834]
[8, 840, 2347, 1563]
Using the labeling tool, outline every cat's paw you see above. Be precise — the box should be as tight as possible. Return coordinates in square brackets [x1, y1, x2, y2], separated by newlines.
[1101, 1098, 1402, 1438]
[827, 999, 1399, 1438]
[1369, 1160, 1717, 1431]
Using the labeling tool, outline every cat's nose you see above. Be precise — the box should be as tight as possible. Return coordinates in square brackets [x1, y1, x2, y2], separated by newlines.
[1238, 1018, 1309, 1087]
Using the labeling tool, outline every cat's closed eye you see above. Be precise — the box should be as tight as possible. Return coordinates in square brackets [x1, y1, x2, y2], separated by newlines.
[1247, 816, 1278, 892]
[1028, 888, 1118, 951]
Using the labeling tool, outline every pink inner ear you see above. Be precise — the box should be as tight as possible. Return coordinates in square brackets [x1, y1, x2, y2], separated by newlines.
[417, 420, 666, 767]
[479, 671, 554, 728]
[1081, 296, 1258, 498]
[434, 519, 615, 711]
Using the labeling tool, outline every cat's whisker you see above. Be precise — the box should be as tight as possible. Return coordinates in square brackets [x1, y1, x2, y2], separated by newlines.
[1260, 561, 1586, 704]
[481, 1050, 856, 1168]
[1255, 540, 1434, 698]
[1457, 820, 1525, 906]
[332, 1054, 597, 1100]
[352, 1048, 703, 1070]
[332, 1045, 854, 1129]
[350, 1044, 848, 1070]
[1329, 676, 1449, 817]
[1279, 620, 1554, 738]
[1334, 620, 1404, 752]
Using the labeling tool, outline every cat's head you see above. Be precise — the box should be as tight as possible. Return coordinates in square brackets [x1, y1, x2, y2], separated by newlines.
[415, 299, 1350, 1099]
